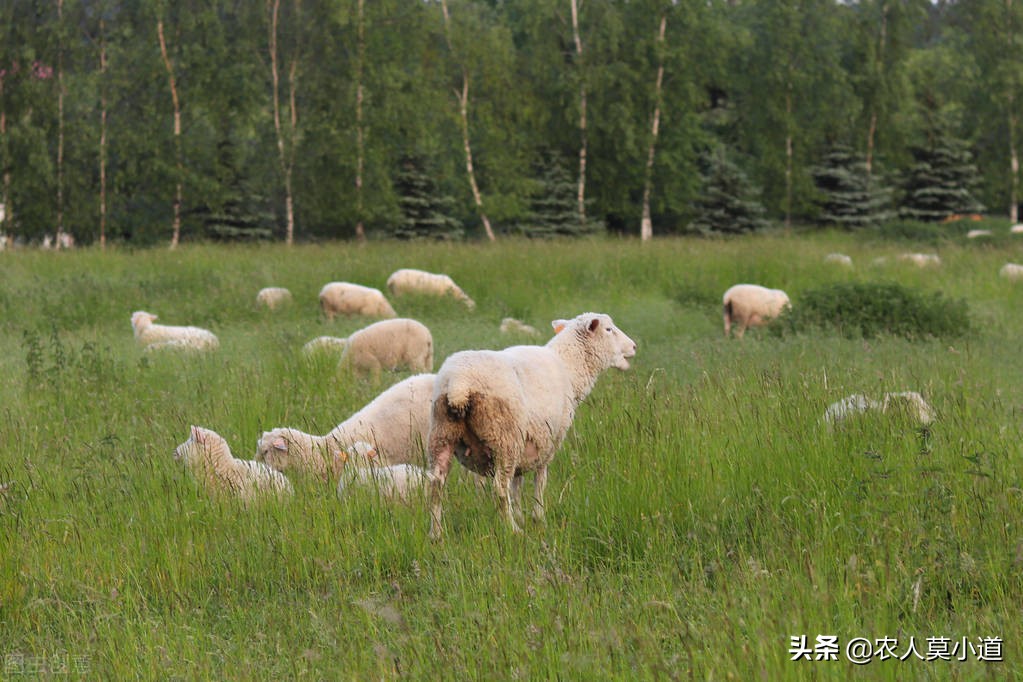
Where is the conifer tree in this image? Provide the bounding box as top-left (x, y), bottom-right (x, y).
top-left (513, 156), bottom-right (604, 237)
top-left (393, 156), bottom-right (464, 240)
top-left (899, 127), bottom-right (985, 222)
top-left (811, 146), bottom-right (893, 228)
top-left (688, 148), bottom-right (768, 235)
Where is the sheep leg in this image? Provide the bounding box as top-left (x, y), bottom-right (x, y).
top-left (531, 465), bottom-right (548, 523)
top-left (493, 459), bottom-right (523, 534)
top-left (428, 442), bottom-right (454, 541)
top-left (510, 473), bottom-right (525, 526)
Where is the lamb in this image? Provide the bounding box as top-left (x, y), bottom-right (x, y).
top-left (823, 391), bottom-right (935, 427)
top-left (302, 335), bottom-right (348, 356)
top-left (319, 282), bottom-right (397, 320)
top-left (824, 253), bottom-right (853, 267)
top-left (722, 284), bottom-right (791, 338)
top-left (427, 312), bottom-right (637, 539)
top-left (386, 268), bottom-right (476, 309)
top-left (174, 425), bottom-right (293, 501)
top-left (335, 441), bottom-right (428, 503)
top-left (999, 263), bottom-right (1023, 281)
top-left (131, 311), bottom-right (219, 351)
top-left (897, 252), bottom-right (942, 267)
top-left (256, 373), bottom-right (436, 480)
top-left (339, 318), bottom-right (433, 377)
top-left (499, 317), bottom-right (541, 337)
top-left (256, 287), bottom-right (292, 310)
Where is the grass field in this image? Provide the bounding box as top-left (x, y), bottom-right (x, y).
top-left (1, 232), bottom-right (1022, 679)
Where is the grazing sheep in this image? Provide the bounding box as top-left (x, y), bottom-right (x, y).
top-left (339, 318), bottom-right (433, 377)
top-left (174, 426), bottom-right (293, 501)
top-left (335, 441), bottom-right (428, 503)
top-left (302, 335), bottom-right (348, 356)
top-left (897, 252), bottom-right (942, 268)
top-left (722, 284), bottom-right (791, 338)
top-left (427, 312), bottom-right (637, 539)
top-left (824, 253), bottom-right (853, 267)
top-left (1011, 223), bottom-right (1023, 234)
top-left (256, 373), bottom-right (436, 480)
top-left (499, 317), bottom-right (541, 337)
top-left (319, 282), bottom-right (397, 320)
top-left (999, 263), bottom-right (1023, 281)
top-left (131, 311), bottom-right (219, 351)
top-left (967, 229), bottom-right (993, 239)
top-left (823, 391), bottom-right (935, 427)
top-left (387, 268), bottom-right (476, 309)
top-left (256, 287), bottom-right (292, 310)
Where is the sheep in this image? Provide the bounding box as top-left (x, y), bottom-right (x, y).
top-left (131, 311), bottom-right (219, 351)
top-left (967, 229), bottom-right (993, 239)
top-left (386, 268), bottom-right (476, 309)
top-left (499, 317), bottom-right (541, 337)
top-left (319, 282), bottom-right (397, 320)
top-left (335, 441), bottom-right (428, 503)
top-left (823, 391), bottom-right (935, 427)
top-left (1011, 223), bottom-right (1023, 234)
top-left (999, 263), bottom-right (1023, 281)
top-left (824, 253), bottom-right (853, 267)
top-left (427, 312), bottom-right (637, 539)
top-left (256, 286), bottom-right (292, 310)
top-left (897, 252), bottom-right (942, 268)
top-left (722, 284), bottom-right (791, 338)
top-left (174, 425), bottom-right (293, 501)
top-left (302, 335), bottom-right (348, 356)
top-left (339, 318), bottom-right (433, 377)
top-left (256, 373), bottom-right (437, 480)
top-left (55, 231), bottom-right (74, 249)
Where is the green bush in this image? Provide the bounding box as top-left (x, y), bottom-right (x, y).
top-left (774, 281), bottom-right (970, 339)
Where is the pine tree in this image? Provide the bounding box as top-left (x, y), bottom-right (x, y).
top-left (512, 155), bottom-right (604, 238)
top-left (899, 127), bottom-right (985, 222)
top-left (811, 146), bottom-right (893, 228)
top-left (393, 156), bottom-right (464, 241)
top-left (688, 148), bottom-right (768, 235)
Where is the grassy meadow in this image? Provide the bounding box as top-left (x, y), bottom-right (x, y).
top-left (1, 232), bottom-right (1022, 679)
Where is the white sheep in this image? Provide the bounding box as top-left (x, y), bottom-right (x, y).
top-left (823, 391), bottom-right (935, 427)
top-left (427, 312), bottom-right (637, 538)
top-left (174, 425), bottom-right (293, 501)
top-left (999, 263), bottom-right (1023, 281)
top-left (302, 335), bottom-right (348, 356)
top-left (335, 441), bottom-right (428, 503)
top-left (499, 317), bottom-right (541, 337)
top-left (339, 318), bottom-right (433, 377)
top-left (256, 287), bottom-right (292, 310)
top-left (55, 231), bottom-right (74, 249)
top-left (897, 252), bottom-right (941, 268)
top-left (386, 268), bottom-right (476, 309)
top-left (824, 253), bottom-right (853, 267)
top-left (256, 373), bottom-right (436, 480)
top-left (722, 284), bottom-right (791, 338)
top-left (131, 311), bottom-right (219, 351)
top-left (1011, 223), bottom-right (1023, 234)
top-left (319, 282), bottom-right (397, 320)
top-left (966, 229), bottom-right (993, 239)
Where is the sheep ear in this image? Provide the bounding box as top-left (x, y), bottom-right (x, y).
top-left (190, 425), bottom-right (201, 440)
top-left (551, 319), bottom-right (569, 334)
top-left (588, 318), bottom-right (600, 333)
top-left (272, 437), bottom-right (288, 452)
top-left (366, 447), bottom-right (378, 460)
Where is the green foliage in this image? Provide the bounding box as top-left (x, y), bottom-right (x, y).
top-left (510, 154), bottom-right (604, 237)
top-left (776, 281), bottom-right (970, 340)
top-left (688, 147), bottom-right (768, 235)
top-left (392, 155), bottom-right (464, 241)
top-left (811, 146), bottom-right (894, 228)
top-left (899, 123), bottom-right (986, 222)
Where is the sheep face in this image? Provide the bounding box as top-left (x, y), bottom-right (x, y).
top-left (131, 311), bottom-right (157, 331)
top-left (552, 314), bottom-right (637, 371)
top-left (174, 425), bottom-right (215, 465)
top-left (255, 429), bottom-right (294, 469)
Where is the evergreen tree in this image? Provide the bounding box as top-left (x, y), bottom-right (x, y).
top-left (688, 148), bottom-right (768, 235)
top-left (512, 155), bottom-right (604, 237)
top-left (899, 127), bottom-right (985, 222)
top-left (811, 146), bottom-right (893, 228)
top-left (393, 155), bottom-right (464, 240)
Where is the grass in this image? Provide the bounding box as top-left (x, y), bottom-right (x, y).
top-left (1, 232), bottom-right (1023, 679)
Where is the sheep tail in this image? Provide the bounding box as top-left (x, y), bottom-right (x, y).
top-left (443, 374), bottom-right (476, 421)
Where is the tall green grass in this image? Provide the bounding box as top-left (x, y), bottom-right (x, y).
top-left (1, 234), bottom-right (1022, 679)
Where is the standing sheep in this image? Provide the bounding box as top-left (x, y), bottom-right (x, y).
top-left (722, 284), bottom-right (791, 338)
top-left (131, 311), bottom-right (219, 351)
top-left (256, 287), bottom-right (293, 310)
top-left (335, 441), bottom-right (428, 503)
top-left (339, 318), bottom-right (433, 377)
top-left (174, 426), bottom-right (293, 501)
top-left (319, 282), bottom-right (397, 320)
top-left (386, 268), bottom-right (476, 309)
top-left (256, 373), bottom-right (436, 479)
top-left (427, 312), bottom-right (637, 539)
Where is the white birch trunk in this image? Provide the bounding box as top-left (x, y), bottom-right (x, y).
top-left (640, 11), bottom-right (667, 242)
top-left (570, 0), bottom-right (587, 226)
top-left (157, 19), bottom-right (183, 249)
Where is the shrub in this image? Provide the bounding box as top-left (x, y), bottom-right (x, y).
top-left (774, 282), bottom-right (970, 340)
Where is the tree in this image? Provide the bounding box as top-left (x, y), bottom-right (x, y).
top-left (899, 123), bottom-right (986, 221)
top-left (688, 147), bottom-right (768, 235)
top-left (640, 7), bottom-right (667, 241)
top-left (156, 13), bottom-right (183, 248)
top-left (267, 0), bottom-right (302, 245)
top-left (513, 152), bottom-right (603, 237)
top-left (811, 145), bottom-right (894, 228)
top-left (393, 155), bottom-right (464, 241)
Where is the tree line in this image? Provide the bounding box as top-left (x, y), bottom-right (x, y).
top-left (0, 0), bottom-right (1019, 246)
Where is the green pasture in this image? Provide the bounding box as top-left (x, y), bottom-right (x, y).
top-left (1, 232), bottom-right (1022, 679)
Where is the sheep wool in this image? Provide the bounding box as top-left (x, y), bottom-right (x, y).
top-left (499, 317), bottom-right (541, 337)
top-left (319, 282), bottom-right (397, 320)
top-left (386, 268), bottom-right (476, 309)
top-left (131, 311), bottom-right (219, 351)
top-left (339, 318), bottom-right (433, 377)
top-left (302, 335), bottom-right (348, 356)
top-left (823, 391), bottom-right (935, 427)
top-left (174, 426), bottom-right (293, 501)
top-left (999, 263), bottom-right (1023, 281)
top-left (427, 312), bottom-right (637, 539)
top-left (335, 441), bottom-right (428, 503)
top-left (256, 287), bottom-right (293, 310)
top-left (897, 252), bottom-right (941, 268)
top-left (722, 284), bottom-right (791, 338)
top-left (824, 253), bottom-right (853, 267)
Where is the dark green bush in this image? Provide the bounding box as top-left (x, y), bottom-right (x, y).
top-left (774, 282), bottom-right (970, 340)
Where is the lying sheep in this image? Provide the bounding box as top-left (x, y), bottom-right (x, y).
top-left (823, 391), bottom-right (935, 427)
top-left (256, 287), bottom-right (292, 310)
top-left (386, 268), bottom-right (476, 309)
top-left (319, 282), bottom-right (397, 320)
top-left (256, 373), bottom-right (436, 480)
top-left (722, 284), bottom-right (791, 338)
top-left (1011, 224), bottom-right (1023, 234)
top-left (897, 252), bottom-right (941, 267)
top-left (966, 229), bottom-right (993, 239)
top-left (131, 311), bottom-right (219, 351)
top-left (335, 441), bottom-right (428, 503)
top-left (302, 335), bottom-right (348, 356)
top-left (428, 312), bottom-right (637, 539)
top-left (824, 253), bottom-right (853, 267)
top-left (339, 318), bottom-right (433, 377)
top-left (174, 425), bottom-right (293, 501)
top-left (999, 263), bottom-right (1023, 281)
top-left (499, 317), bottom-right (541, 337)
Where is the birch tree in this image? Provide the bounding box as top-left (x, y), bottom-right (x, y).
top-left (268, 0), bottom-right (302, 245)
top-left (640, 8), bottom-right (668, 241)
top-left (570, 0), bottom-right (588, 226)
top-left (156, 16), bottom-right (183, 248)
